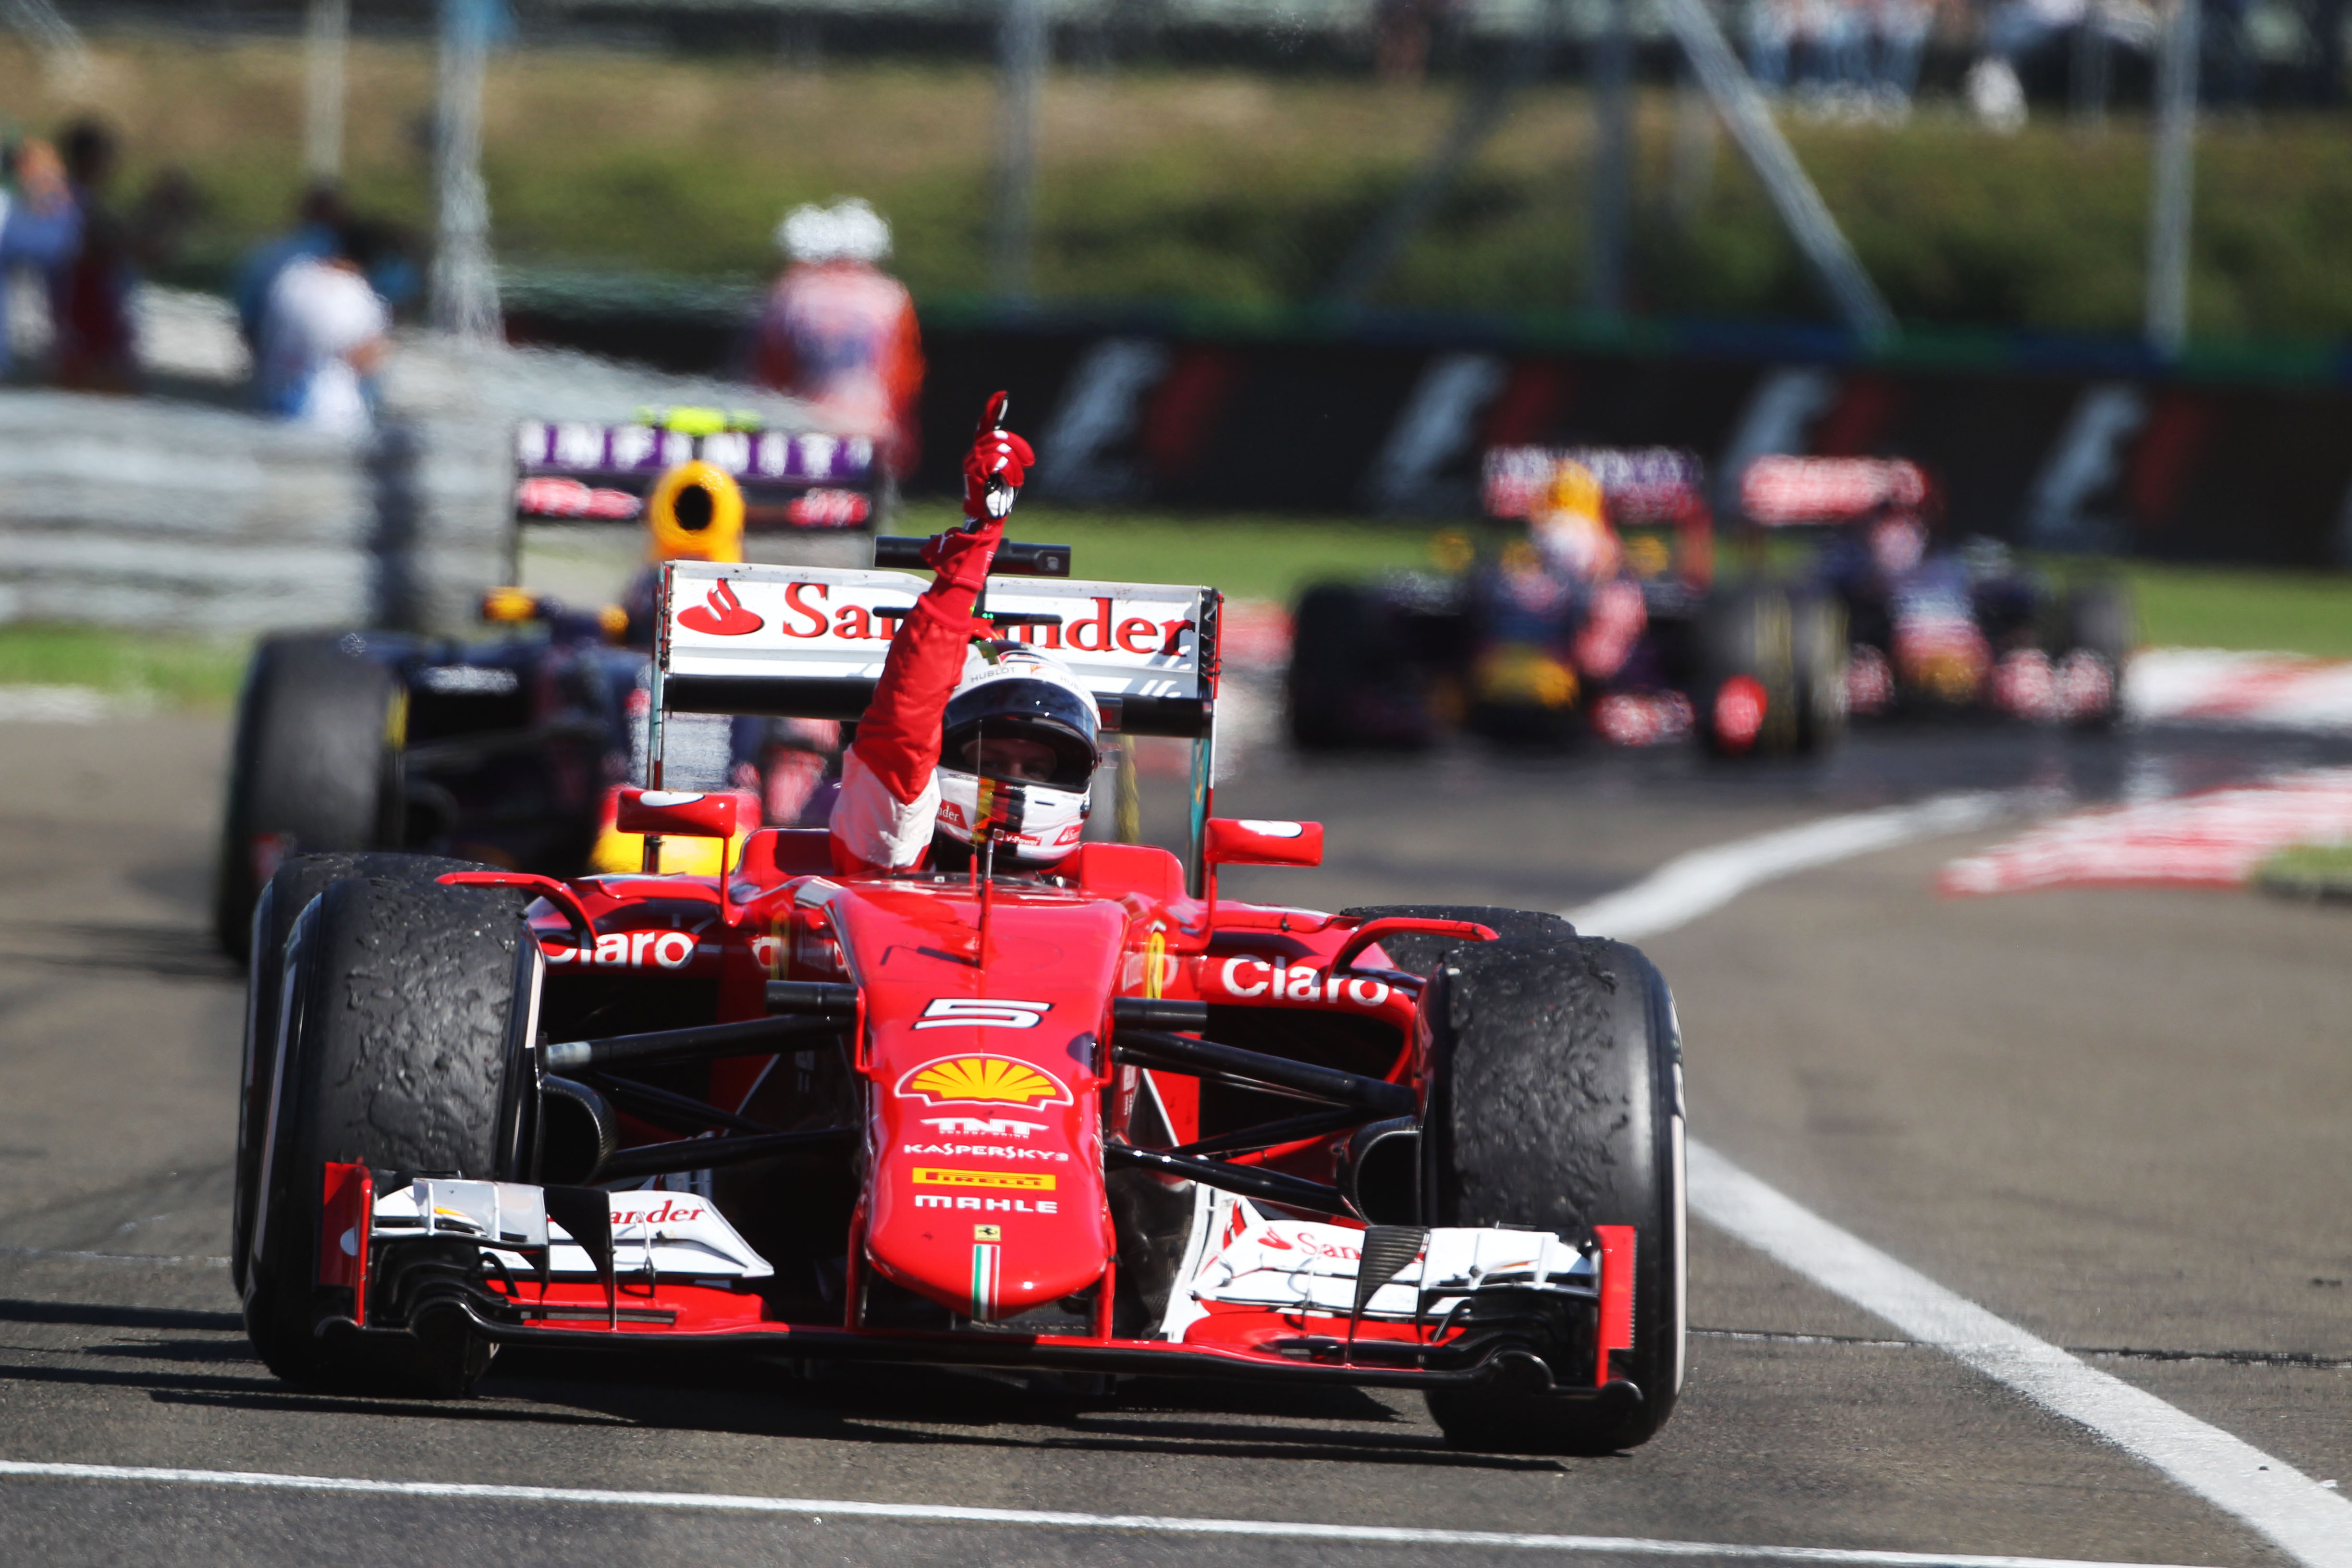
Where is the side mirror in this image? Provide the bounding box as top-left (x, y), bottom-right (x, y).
top-left (1203, 817), bottom-right (1323, 869)
top-left (616, 787), bottom-right (739, 840)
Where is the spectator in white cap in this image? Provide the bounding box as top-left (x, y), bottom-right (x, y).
top-left (754, 197), bottom-right (925, 478)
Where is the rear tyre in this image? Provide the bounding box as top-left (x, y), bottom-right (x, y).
top-left (1420, 935), bottom-right (1686, 1455)
top-left (1287, 584), bottom-right (1375, 750)
top-left (1695, 588), bottom-right (1799, 757)
top-left (213, 636), bottom-right (405, 962)
top-left (1790, 592), bottom-right (1849, 755)
top-left (233, 852), bottom-right (483, 1296)
top-left (243, 877), bottom-right (538, 1396)
top-left (1335, 905), bottom-right (1576, 978)
top-left (2061, 581), bottom-right (2133, 728)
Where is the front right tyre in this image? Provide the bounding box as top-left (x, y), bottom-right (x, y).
top-left (242, 875), bottom-right (538, 1397)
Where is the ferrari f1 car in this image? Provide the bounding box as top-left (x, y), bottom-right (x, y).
top-left (233, 542), bottom-right (1688, 1455)
top-left (212, 411), bottom-right (887, 959)
top-left (1289, 447), bottom-right (1845, 758)
top-left (1737, 456), bottom-right (2130, 726)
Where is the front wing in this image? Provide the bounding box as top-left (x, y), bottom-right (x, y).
top-left (320, 1165), bottom-right (1643, 1405)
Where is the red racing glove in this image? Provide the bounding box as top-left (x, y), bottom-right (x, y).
top-left (962, 391), bottom-right (1035, 522)
top-left (919, 514), bottom-right (1003, 592)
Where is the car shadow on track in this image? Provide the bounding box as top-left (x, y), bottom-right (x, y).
top-left (471, 1353), bottom-right (1564, 1472)
top-left (0, 1297), bottom-right (1563, 1473)
top-left (0, 920), bottom-right (238, 981)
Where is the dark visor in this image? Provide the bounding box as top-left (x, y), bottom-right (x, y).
top-left (943, 677), bottom-right (1100, 790)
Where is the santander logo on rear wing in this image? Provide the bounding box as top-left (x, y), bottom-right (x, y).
top-left (653, 560), bottom-right (1219, 738)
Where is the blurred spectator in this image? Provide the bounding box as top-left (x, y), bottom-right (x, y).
top-left (1871, 0), bottom-right (1935, 117)
top-left (235, 182), bottom-right (344, 354)
top-left (1747, 0), bottom-right (1801, 89)
top-left (1376, 0), bottom-right (1454, 81)
top-left (50, 118), bottom-right (137, 392)
top-left (2202, 0), bottom-right (2254, 108)
top-left (255, 220), bottom-right (390, 436)
top-left (754, 197), bottom-right (924, 478)
top-left (39, 118), bottom-right (198, 392)
top-left (0, 139), bottom-right (80, 379)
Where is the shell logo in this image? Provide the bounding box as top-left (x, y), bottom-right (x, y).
top-left (895, 1055), bottom-right (1072, 1109)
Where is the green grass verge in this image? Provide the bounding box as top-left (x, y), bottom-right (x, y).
top-left (931, 507), bottom-right (2352, 661)
top-left (2116, 562), bottom-right (2352, 660)
top-left (2254, 841), bottom-right (2352, 900)
top-left (2, 528), bottom-right (2343, 707)
top-left (0, 624), bottom-right (249, 709)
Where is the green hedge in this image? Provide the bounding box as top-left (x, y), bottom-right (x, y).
top-left (13, 39), bottom-right (2352, 344)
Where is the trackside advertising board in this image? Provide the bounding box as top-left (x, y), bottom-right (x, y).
top-left (660, 561), bottom-right (1212, 707)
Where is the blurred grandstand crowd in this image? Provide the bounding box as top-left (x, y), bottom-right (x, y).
top-left (34, 0), bottom-right (2352, 118)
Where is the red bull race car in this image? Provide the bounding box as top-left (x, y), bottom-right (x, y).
top-left (234, 538), bottom-right (1688, 1457)
top-left (1737, 456), bottom-right (2131, 727)
top-left (1288, 447), bottom-right (1845, 757)
top-left (212, 409), bottom-right (884, 959)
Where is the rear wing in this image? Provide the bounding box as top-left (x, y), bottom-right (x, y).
top-left (513, 419), bottom-right (884, 534)
top-left (649, 557), bottom-right (1224, 882)
top-left (1482, 445), bottom-right (1708, 525)
top-left (1739, 456), bottom-right (1929, 528)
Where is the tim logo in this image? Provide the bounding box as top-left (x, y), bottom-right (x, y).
top-left (920, 1116), bottom-right (1046, 1139)
top-left (913, 998), bottom-right (1051, 1031)
top-left (678, 579), bottom-right (762, 636)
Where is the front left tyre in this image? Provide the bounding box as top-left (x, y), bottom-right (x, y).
top-left (1418, 932), bottom-right (1687, 1455)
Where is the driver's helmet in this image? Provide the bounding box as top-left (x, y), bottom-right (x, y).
top-left (1867, 511), bottom-right (1929, 578)
top-left (777, 197), bottom-right (893, 265)
top-left (934, 644), bottom-right (1099, 869)
top-left (1528, 460), bottom-right (1619, 583)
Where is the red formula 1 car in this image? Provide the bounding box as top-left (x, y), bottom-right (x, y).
top-left (234, 542), bottom-right (1688, 1456)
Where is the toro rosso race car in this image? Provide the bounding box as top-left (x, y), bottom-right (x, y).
top-left (1289, 447), bottom-right (1844, 757)
top-left (233, 538), bottom-right (1688, 1456)
top-left (1737, 456), bottom-right (2131, 726)
top-left (212, 411), bottom-right (885, 959)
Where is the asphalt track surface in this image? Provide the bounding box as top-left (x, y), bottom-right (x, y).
top-left (0, 710), bottom-right (2346, 1566)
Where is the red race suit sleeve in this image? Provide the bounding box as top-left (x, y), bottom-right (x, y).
top-left (830, 519), bottom-right (1000, 873)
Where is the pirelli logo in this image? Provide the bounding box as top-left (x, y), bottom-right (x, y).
top-left (912, 1167), bottom-right (1056, 1192)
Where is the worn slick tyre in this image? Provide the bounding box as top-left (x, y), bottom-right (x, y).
top-left (1790, 591), bottom-right (1849, 755)
top-left (1420, 935), bottom-right (1687, 1455)
top-left (1335, 905), bottom-right (1576, 978)
top-left (243, 876), bottom-right (539, 1397)
top-left (233, 852), bottom-right (483, 1296)
top-left (213, 636), bottom-right (406, 962)
top-left (1288, 584), bottom-right (1375, 749)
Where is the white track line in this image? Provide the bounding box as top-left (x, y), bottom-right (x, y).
top-left (0, 1460), bottom-right (2219, 1568)
top-left (1690, 1147), bottom-right (2352, 1567)
top-left (1567, 793), bottom-right (2352, 1567)
top-left (1564, 790), bottom-right (2021, 941)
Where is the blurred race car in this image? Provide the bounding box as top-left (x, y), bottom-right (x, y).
top-left (1738, 456), bottom-right (2131, 727)
top-left (211, 410), bottom-right (884, 959)
top-left (232, 538), bottom-right (1688, 1457)
top-left (1288, 447), bottom-right (1845, 758)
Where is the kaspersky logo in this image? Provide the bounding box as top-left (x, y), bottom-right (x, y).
top-left (894, 1054), bottom-right (1071, 1108)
